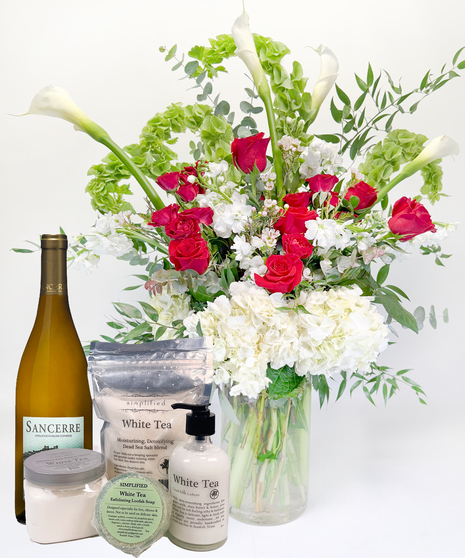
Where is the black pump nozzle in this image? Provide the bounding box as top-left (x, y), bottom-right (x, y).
top-left (172, 403), bottom-right (215, 437)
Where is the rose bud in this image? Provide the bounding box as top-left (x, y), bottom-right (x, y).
top-left (231, 132), bottom-right (270, 173)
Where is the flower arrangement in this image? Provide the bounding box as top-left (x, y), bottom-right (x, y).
top-left (19, 6), bottom-right (463, 523)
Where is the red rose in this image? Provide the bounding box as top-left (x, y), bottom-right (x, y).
top-left (180, 207), bottom-right (214, 226)
top-left (283, 192), bottom-right (312, 208)
top-left (388, 197), bottom-right (436, 241)
top-left (165, 215), bottom-right (201, 240)
top-left (274, 207), bottom-right (318, 235)
top-left (254, 254), bottom-right (303, 294)
top-left (156, 171), bottom-right (180, 191)
top-left (306, 174), bottom-right (339, 193)
top-left (177, 180), bottom-right (199, 203)
top-left (282, 234), bottom-right (314, 259)
top-left (344, 181), bottom-right (378, 210)
top-left (148, 204), bottom-right (180, 227)
top-left (182, 165), bottom-right (198, 178)
top-left (231, 132), bottom-right (270, 173)
top-left (169, 237), bottom-right (210, 274)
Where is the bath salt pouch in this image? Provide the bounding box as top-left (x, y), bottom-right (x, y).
top-left (88, 338), bottom-right (213, 487)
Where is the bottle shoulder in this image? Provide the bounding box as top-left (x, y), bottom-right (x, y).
top-left (170, 442), bottom-right (230, 467)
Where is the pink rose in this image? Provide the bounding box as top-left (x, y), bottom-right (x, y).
top-left (306, 174), bottom-right (339, 193)
top-left (169, 237), bottom-right (210, 274)
top-left (148, 204), bottom-right (180, 227)
top-left (283, 192), bottom-right (312, 208)
top-left (344, 181), bottom-right (378, 210)
top-left (180, 207), bottom-right (214, 226)
top-left (165, 215), bottom-right (201, 240)
top-left (156, 171), bottom-right (180, 191)
top-left (282, 234), bottom-right (314, 259)
top-left (231, 132), bottom-right (270, 173)
top-left (254, 254), bottom-right (303, 294)
top-left (388, 197), bottom-right (436, 241)
top-left (274, 207), bottom-right (318, 235)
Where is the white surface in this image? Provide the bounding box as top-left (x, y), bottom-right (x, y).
top-left (1, 0), bottom-right (464, 556)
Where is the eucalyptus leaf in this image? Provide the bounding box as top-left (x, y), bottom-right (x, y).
top-left (139, 301), bottom-right (159, 322)
top-left (114, 302), bottom-right (143, 320)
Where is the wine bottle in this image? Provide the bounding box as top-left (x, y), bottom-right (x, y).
top-left (15, 234), bottom-right (93, 524)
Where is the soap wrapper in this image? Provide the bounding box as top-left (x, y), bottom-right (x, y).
top-left (88, 338), bottom-right (213, 485)
top-left (93, 473), bottom-right (172, 557)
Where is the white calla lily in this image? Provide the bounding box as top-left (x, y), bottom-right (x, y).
top-left (232, 9), bottom-right (266, 91)
top-left (402, 135), bottom-right (460, 176)
top-left (311, 45), bottom-right (339, 114)
top-left (18, 85), bottom-right (165, 209)
top-left (376, 135), bottom-right (460, 204)
top-left (23, 85), bottom-right (108, 141)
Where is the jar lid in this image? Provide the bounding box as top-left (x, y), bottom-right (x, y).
top-left (24, 449), bottom-right (105, 487)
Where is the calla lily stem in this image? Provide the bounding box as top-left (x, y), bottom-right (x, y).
top-left (99, 136), bottom-right (165, 210)
top-left (259, 82), bottom-right (285, 203)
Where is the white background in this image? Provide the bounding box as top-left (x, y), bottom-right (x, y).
top-left (1, 0), bottom-right (464, 556)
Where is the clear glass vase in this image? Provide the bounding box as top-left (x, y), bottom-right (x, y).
top-left (221, 384), bottom-right (311, 526)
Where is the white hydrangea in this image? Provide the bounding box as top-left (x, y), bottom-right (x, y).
top-left (305, 218), bottom-right (354, 254)
top-left (184, 282), bottom-right (389, 398)
top-left (299, 138), bottom-right (343, 179)
top-left (149, 288), bottom-right (192, 341)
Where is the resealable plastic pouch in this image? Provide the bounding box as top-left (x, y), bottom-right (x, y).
top-left (88, 338), bottom-right (213, 487)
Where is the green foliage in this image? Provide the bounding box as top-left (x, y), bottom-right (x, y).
top-left (329, 364), bottom-right (427, 405)
top-left (328, 52), bottom-right (464, 162)
top-left (266, 364), bottom-right (306, 399)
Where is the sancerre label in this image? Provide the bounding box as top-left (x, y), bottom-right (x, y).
top-left (23, 417), bottom-right (84, 461)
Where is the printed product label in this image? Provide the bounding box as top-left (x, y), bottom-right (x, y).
top-left (169, 469), bottom-right (229, 545)
top-left (101, 478), bottom-right (163, 543)
top-left (23, 417), bottom-right (84, 461)
top-left (101, 396), bottom-right (185, 486)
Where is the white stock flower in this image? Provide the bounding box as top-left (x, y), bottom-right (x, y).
top-left (91, 211), bottom-right (131, 235)
top-left (305, 218), bottom-right (353, 253)
top-left (198, 189), bottom-right (253, 238)
top-left (85, 233), bottom-right (133, 257)
top-left (71, 252), bottom-right (100, 274)
top-left (311, 45), bottom-right (339, 113)
top-left (205, 160), bottom-right (229, 178)
top-left (299, 138), bottom-right (343, 178)
top-left (231, 235), bottom-right (253, 261)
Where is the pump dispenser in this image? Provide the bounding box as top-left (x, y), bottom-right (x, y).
top-left (168, 403), bottom-right (230, 551)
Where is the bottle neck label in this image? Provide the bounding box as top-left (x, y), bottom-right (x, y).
top-left (40, 248), bottom-right (68, 295)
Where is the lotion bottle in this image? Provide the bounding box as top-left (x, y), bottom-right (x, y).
top-left (168, 403), bottom-right (230, 551)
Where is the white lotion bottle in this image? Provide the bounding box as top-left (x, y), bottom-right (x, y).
top-left (168, 403), bottom-right (230, 551)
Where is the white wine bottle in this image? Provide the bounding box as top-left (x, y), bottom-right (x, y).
top-left (15, 234), bottom-right (92, 524)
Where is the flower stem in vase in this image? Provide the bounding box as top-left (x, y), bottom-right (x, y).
top-left (229, 405), bottom-right (257, 509)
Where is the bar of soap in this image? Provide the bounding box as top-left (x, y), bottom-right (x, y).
top-left (93, 473), bottom-right (172, 556)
